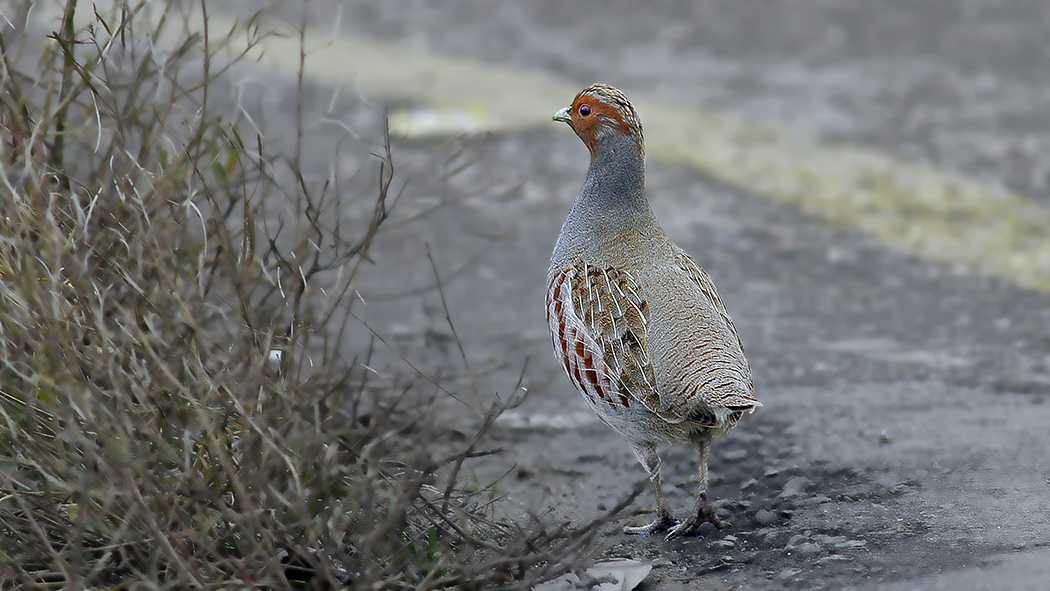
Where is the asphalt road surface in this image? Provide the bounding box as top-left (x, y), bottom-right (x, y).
top-left (203, 1), bottom-right (1050, 588)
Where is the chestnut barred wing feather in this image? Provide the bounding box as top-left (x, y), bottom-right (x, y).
top-left (574, 263), bottom-right (661, 412)
top-left (546, 263), bottom-right (661, 414)
top-left (546, 266), bottom-right (619, 411)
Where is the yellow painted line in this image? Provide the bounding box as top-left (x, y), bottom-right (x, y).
top-left (638, 105), bottom-right (1050, 292)
top-left (56, 4), bottom-right (1050, 292)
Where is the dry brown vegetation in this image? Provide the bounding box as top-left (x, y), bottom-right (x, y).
top-left (0, 1), bottom-right (624, 588)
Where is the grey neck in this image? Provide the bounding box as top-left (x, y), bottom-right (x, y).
top-left (553, 133), bottom-right (660, 263)
top-left (580, 132), bottom-right (646, 208)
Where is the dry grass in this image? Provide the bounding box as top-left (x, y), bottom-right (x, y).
top-left (0, 1), bottom-right (628, 588)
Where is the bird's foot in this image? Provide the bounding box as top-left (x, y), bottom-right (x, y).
top-left (623, 510), bottom-right (678, 536)
top-left (664, 498), bottom-right (728, 541)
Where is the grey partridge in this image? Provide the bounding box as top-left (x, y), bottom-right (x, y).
top-left (547, 84), bottom-right (759, 541)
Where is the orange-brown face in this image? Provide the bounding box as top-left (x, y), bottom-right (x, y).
top-left (553, 84), bottom-right (644, 162)
top-left (567, 93), bottom-right (634, 157)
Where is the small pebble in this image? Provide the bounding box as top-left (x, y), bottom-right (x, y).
top-left (710, 539), bottom-right (736, 550)
top-left (878, 430), bottom-right (893, 444)
top-left (796, 542), bottom-right (823, 556)
top-left (712, 499), bottom-right (736, 511)
top-left (722, 449), bottom-right (748, 461)
top-left (778, 476), bottom-right (815, 498)
top-left (798, 495), bottom-right (832, 507)
top-left (761, 529), bottom-right (782, 543)
top-left (739, 478), bottom-right (758, 491)
top-left (754, 509), bottom-right (777, 526)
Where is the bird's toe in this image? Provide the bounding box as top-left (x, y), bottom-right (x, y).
top-left (623, 510), bottom-right (678, 536)
top-left (663, 511), bottom-right (730, 541)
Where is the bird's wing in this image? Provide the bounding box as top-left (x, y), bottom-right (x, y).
top-left (663, 251), bottom-right (758, 419)
top-left (674, 251), bottom-right (753, 387)
top-left (547, 262), bottom-right (662, 415)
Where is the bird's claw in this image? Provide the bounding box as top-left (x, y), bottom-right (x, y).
top-left (623, 511), bottom-right (678, 536)
top-left (663, 511), bottom-right (729, 541)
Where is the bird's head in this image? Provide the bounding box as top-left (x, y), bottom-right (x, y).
top-left (553, 84), bottom-right (644, 163)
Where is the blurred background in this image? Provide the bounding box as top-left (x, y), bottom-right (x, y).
top-left (208, 0), bottom-right (1050, 401)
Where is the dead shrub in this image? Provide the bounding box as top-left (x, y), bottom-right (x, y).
top-left (0, 1), bottom-right (625, 589)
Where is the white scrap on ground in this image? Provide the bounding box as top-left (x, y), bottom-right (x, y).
top-left (533, 558), bottom-right (652, 591)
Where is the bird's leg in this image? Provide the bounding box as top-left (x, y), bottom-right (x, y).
top-left (665, 435), bottom-right (727, 541)
top-left (624, 445), bottom-right (679, 536)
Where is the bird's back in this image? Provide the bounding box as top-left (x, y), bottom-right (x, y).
top-left (639, 247), bottom-right (754, 429)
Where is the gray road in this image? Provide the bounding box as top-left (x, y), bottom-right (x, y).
top-left (219, 1), bottom-right (1050, 588)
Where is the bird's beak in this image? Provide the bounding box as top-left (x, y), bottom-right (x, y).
top-left (552, 107), bottom-right (572, 123)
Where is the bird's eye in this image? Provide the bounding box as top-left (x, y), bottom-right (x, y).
top-left (579, 105), bottom-right (591, 117)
